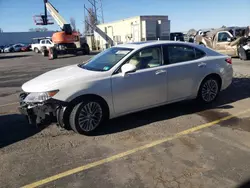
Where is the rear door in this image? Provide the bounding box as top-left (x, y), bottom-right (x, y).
top-left (163, 44), bottom-right (207, 102)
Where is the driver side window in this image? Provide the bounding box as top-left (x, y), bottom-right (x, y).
top-left (218, 32), bottom-right (231, 42)
top-left (125, 47), bottom-right (162, 71)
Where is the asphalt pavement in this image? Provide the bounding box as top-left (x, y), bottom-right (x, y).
top-left (0, 52), bottom-right (250, 188)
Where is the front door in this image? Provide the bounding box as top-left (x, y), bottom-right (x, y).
top-left (214, 31), bottom-right (235, 56)
top-left (163, 44), bottom-right (206, 102)
top-left (111, 46), bottom-right (167, 115)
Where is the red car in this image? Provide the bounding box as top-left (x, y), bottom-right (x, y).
top-left (21, 44), bottom-right (31, 52)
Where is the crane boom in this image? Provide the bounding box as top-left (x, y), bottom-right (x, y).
top-left (44, 0), bottom-right (68, 30)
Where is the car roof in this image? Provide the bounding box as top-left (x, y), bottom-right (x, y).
top-left (116, 41), bottom-right (200, 50)
top-left (116, 40), bottom-right (226, 57)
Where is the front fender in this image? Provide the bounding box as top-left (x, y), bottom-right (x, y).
top-left (52, 78), bottom-right (114, 117)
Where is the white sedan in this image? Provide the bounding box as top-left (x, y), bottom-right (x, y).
top-left (19, 41), bottom-right (233, 135)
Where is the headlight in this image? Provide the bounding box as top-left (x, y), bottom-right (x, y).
top-left (24, 90), bottom-right (59, 103)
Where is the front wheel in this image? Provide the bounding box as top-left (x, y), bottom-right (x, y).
top-left (69, 99), bottom-right (105, 135)
top-left (197, 77), bottom-right (220, 104)
top-left (238, 47), bottom-right (247, 60)
top-left (82, 43), bottom-right (90, 55)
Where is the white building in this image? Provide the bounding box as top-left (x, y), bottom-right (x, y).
top-left (94, 15), bottom-right (170, 50)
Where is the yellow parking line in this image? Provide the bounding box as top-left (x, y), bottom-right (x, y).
top-left (0, 102), bottom-right (19, 108)
top-left (21, 108), bottom-right (250, 188)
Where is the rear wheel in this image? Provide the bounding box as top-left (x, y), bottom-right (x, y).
top-left (34, 48), bottom-right (39, 53)
top-left (82, 43), bottom-right (90, 55)
top-left (69, 99), bottom-right (105, 135)
top-left (198, 77), bottom-right (220, 104)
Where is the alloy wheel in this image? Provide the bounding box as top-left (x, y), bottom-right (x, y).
top-left (201, 79), bottom-right (219, 102)
top-left (78, 102), bottom-right (103, 132)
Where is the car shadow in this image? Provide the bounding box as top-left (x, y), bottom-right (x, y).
top-left (0, 54), bottom-right (32, 60)
top-left (54, 54), bottom-right (91, 60)
top-left (55, 51), bottom-right (100, 60)
top-left (95, 76), bottom-right (250, 136)
top-left (0, 76), bottom-right (249, 146)
top-left (237, 179), bottom-right (250, 188)
top-left (0, 114), bottom-right (50, 148)
top-left (89, 51), bottom-right (100, 55)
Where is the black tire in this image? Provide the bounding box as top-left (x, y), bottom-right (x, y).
top-left (197, 76), bottom-right (220, 104)
top-left (238, 47), bottom-right (247, 61)
top-left (34, 48), bottom-right (39, 53)
top-left (42, 49), bottom-right (49, 57)
top-left (82, 43), bottom-right (90, 55)
top-left (48, 48), bottom-right (58, 60)
top-left (41, 47), bottom-right (48, 57)
top-left (69, 98), bottom-right (106, 135)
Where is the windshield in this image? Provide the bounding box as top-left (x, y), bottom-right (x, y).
top-left (79, 47), bottom-right (133, 71)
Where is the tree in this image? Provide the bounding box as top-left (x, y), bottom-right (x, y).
top-left (85, 7), bottom-right (96, 34)
top-left (221, 25), bottom-right (226, 28)
top-left (70, 17), bottom-right (76, 31)
top-left (0, 28), bottom-right (3, 33)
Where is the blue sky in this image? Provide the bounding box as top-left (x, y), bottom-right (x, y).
top-left (0, 0), bottom-right (249, 32)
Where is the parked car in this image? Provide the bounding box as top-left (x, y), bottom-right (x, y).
top-left (4, 45), bottom-right (14, 53)
top-left (0, 45), bottom-right (4, 53)
top-left (19, 41), bottom-right (233, 135)
top-left (170, 32), bottom-right (185, 41)
top-left (195, 27), bottom-right (250, 60)
top-left (13, 44), bottom-right (25, 52)
top-left (4, 43), bottom-right (24, 53)
top-left (31, 37), bottom-right (54, 53)
top-left (21, 44), bottom-right (32, 52)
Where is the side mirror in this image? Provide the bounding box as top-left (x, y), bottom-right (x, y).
top-left (121, 64), bottom-right (136, 77)
top-left (227, 37), bottom-right (232, 42)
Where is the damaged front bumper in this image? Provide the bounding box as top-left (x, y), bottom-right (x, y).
top-left (18, 92), bottom-right (66, 126)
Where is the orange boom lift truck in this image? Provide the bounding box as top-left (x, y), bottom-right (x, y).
top-left (33, 0), bottom-right (90, 59)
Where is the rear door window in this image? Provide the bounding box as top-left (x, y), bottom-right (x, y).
top-left (194, 48), bottom-right (206, 59)
top-left (163, 45), bottom-right (196, 64)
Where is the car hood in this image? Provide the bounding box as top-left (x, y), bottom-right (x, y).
top-left (22, 64), bottom-right (102, 92)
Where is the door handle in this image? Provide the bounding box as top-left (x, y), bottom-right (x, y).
top-left (155, 70), bottom-right (166, 75)
top-left (198, 62), bottom-right (206, 67)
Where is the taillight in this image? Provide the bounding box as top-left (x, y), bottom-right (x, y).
top-left (225, 58), bottom-right (232, 64)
